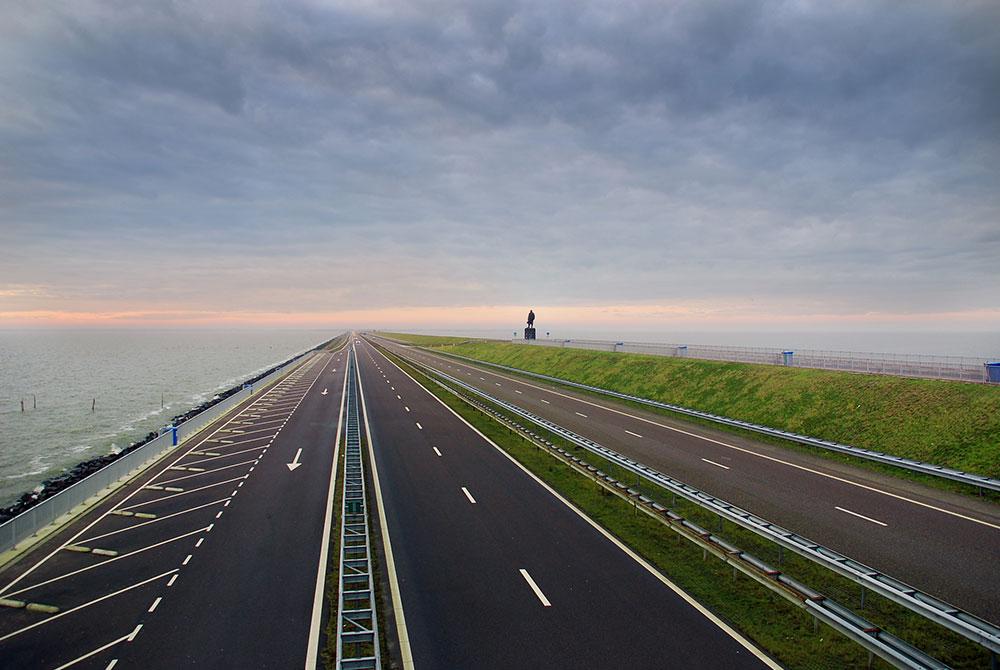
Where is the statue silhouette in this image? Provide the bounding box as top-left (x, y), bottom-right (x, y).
top-left (527, 309), bottom-right (535, 327)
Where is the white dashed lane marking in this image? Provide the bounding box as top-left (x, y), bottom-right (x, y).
top-left (701, 458), bottom-right (730, 470)
top-left (519, 569), bottom-right (551, 607)
top-left (835, 506), bottom-right (887, 527)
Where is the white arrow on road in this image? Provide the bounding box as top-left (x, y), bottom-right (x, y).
top-left (287, 448), bottom-right (303, 471)
top-left (321, 388), bottom-right (328, 395)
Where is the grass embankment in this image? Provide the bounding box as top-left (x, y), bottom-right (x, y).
top-left (382, 333), bottom-right (483, 347)
top-left (382, 332), bottom-right (1000, 479)
top-left (379, 344), bottom-right (988, 669)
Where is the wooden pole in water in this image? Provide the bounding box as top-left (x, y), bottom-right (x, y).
top-left (33, 394), bottom-right (36, 409)
top-left (21, 399), bottom-right (25, 413)
top-left (161, 392), bottom-right (164, 409)
top-left (92, 398), bottom-right (96, 412)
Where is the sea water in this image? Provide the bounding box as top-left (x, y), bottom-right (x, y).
top-left (0, 329), bottom-right (335, 507)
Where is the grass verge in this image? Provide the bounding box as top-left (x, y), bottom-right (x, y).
top-left (382, 332), bottom-right (1000, 487)
top-left (379, 343), bottom-right (991, 669)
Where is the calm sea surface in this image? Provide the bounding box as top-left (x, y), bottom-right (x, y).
top-left (0, 330), bottom-right (336, 507)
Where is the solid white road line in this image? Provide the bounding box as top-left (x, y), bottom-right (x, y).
top-left (355, 348), bottom-right (414, 669)
top-left (0, 355), bottom-right (323, 598)
top-left (0, 570), bottom-right (176, 643)
top-left (157, 459), bottom-right (257, 485)
top-left (79, 498), bottom-right (229, 544)
top-left (625, 430), bottom-right (643, 438)
top-left (462, 487), bottom-right (477, 504)
top-left (184, 445), bottom-right (268, 465)
top-left (305, 351), bottom-right (350, 670)
top-left (519, 569), bottom-right (552, 607)
top-left (430, 355), bottom-right (1000, 532)
top-left (701, 458), bottom-right (731, 470)
top-left (120, 476), bottom-right (248, 511)
top-left (52, 632), bottom-right (132, 669)
top-left (835, 506), bottom-right (887, 527)
top-left (433, 447), bottom-right (442, 457)
top-left (370, 341), bottom-right (782, 669)
top-left (7, 528), bottom-right (209, 598)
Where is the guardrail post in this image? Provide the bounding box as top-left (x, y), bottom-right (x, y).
top-left (170, 425), bottom-right (178, 446)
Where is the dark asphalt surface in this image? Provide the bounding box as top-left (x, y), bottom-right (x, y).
top-left (375, 337), bottom-right (1000, 625)
top-left (354, 337), bottom-right (775, 670)
top-left (0, 347), bottom-right (347, 669)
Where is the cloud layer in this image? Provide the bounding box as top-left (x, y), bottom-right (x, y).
top-left (2, 0), bottom-right (998, 326)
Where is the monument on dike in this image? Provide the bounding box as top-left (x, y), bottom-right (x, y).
top-left (524, 309), bottom-right (536, 340)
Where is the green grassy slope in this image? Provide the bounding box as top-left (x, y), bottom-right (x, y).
top-left (381, 332), bottom-right (1000, 478)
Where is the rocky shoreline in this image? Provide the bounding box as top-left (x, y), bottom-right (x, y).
top-left (0, 338), bottom-right (337, 524)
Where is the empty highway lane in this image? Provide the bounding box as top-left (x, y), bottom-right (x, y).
top-left (354, 337), bottom-right (777, 669)
top-left (375, 336), bottom-right (1000, 624)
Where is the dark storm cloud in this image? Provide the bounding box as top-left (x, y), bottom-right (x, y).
top-left (1, 0), bottom-right (998, 319)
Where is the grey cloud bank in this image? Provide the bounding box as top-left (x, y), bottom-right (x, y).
top-left (1, 0), bottom-right (998, 323)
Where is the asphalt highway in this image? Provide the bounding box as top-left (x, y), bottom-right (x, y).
top-left (0, 346), bottom-right (348, 668)
top-left (353, 337), bottom-right (778, 669)
top-left (373, 336), bottom-right (1000, 625)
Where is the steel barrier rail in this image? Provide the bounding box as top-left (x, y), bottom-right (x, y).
top-left (0, 345), bottom-right (324, 556)
top-left (464, 392), bottom-right (951, 670)
top-left (336, 348), bottom-right (381, 670)
top-left (391, 350), bottom-right (1000, 656)
top-left (390, 352), bottom-right (953, 670)
top-left (416, 348), bottom-right (1000, 494)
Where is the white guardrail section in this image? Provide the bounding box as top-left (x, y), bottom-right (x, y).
top-left (393, 352), bottom-right (1000, 660)
top-left (336, 348), bottom-right (381, 670)
top-left (429, 350), bottom-right (1000, 494)
top-left (0, 349), bottom-right (316, 555)
top-left (509, 337), bottom-right (1000, 384)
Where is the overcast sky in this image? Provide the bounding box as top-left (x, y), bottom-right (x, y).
top-left (1, 0), bottom-right (998, 331)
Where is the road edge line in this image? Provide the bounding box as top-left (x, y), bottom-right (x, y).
top-left (370, 339), bottom-right (781, 670)
top-left (305, 351), bottom-right (350, 668)
top-left (355, 341), bottom-right (415, 669)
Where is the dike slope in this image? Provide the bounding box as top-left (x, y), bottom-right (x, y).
top-left (383, 333), bottom-right (1000, 479)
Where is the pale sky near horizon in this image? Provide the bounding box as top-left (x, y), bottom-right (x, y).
top-left (1, 1), bottom-right (998, 332)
